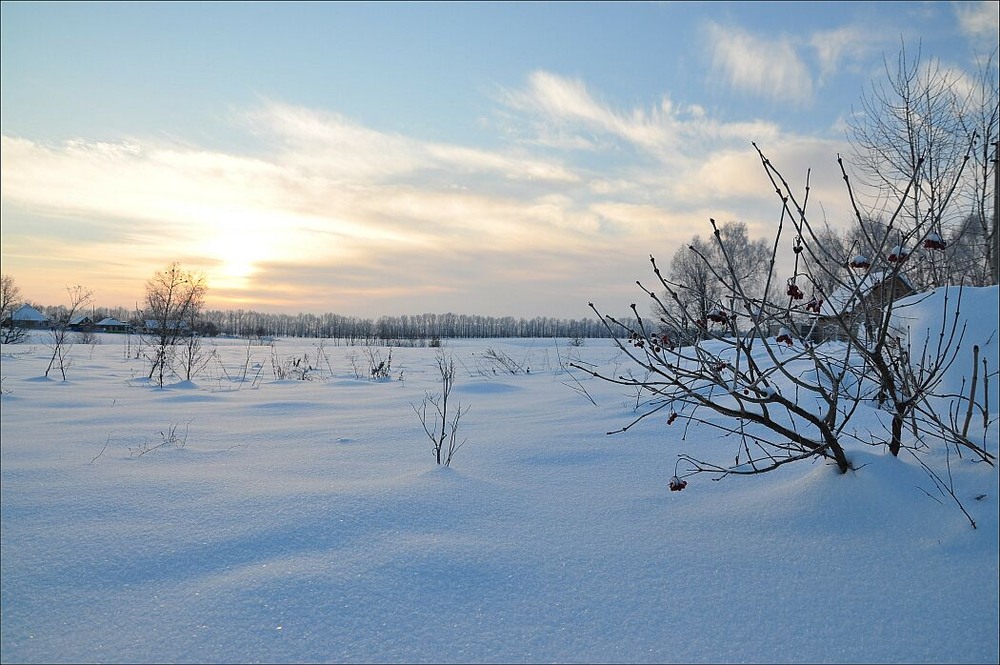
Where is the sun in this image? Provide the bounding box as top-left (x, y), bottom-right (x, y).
top-left (191, 207), bottom-right (367, 295)
top-left (218, 256), bottom-right (257, 285)
top-left (201, 229), bottom-right (267, 291)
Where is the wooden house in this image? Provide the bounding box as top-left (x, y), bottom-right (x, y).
top-left (9, 304), bottom-right (51, 329)
top-left (96, 317), bottom-right (132, 333)
top-left (68, 315), bottom-right (96, 332)
top-left (803, 271), bottom-right (915, 342)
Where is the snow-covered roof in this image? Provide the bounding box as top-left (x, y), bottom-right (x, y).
top-left (11, 304), bottom-right (49, 322)
top-left (69, 315), bottom-right (93, 325)
top-left (817, 271), bottom-right (914, 318)
top-left (97, 317), bottom-right (128, 327)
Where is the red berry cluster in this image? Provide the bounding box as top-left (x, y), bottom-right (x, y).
top-left (706, 309), bottom-right (731, 324)
top-left (849, 255), bottom-right (871, 270)
top-left (669, 476), bottom-right (687, 491)
top-left (667, 411), bottom-right (678, 425)
top-left (887, 246), bottom-right (908, 263)
top-left (786, 281), bottom-right (804, 300)
top-left (776, 329), bottom-right (793, 346)
top-left (805, 298), bottom-right (823, 313)
top-left (923, 234), bottom-right (946, 250)
top-left (628, 331), bottom-right (671, 353)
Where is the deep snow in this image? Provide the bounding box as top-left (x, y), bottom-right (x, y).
top-left (1, 289), bottom-right (998, 664)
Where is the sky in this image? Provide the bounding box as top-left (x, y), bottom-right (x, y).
top-left (2, 1), bottom-right (998, 319)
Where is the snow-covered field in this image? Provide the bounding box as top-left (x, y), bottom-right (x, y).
top-left (2, 290), bottom-right (998, 664)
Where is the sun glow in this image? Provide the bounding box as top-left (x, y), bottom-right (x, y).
top-left (182, 205), bottom-right (274, 292)
top-left (190, 205), bottom-right (390, 296)
top-left (215, 258), bottom-right (259, 290)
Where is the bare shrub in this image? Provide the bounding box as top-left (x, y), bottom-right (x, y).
top-left (346, 349), bottom-right (364, 379)
top-left (366, 347), bottom-right (393, 380)
top-left (412, 350), bottom-right (470, 466)
top-left (128, 421), bottom-right (191, 457)
top-left (45, 285), bottom-right (94, 381)
top-left (76, 330), bottom-right (100, 346)
top-left (482, 348), bottom-right (527, 375)
top-left (578, 143), bottom-right (995, 527)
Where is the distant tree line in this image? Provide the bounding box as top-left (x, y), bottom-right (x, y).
top-left (197, 310), bottom-right (614, 342)
top-left (16, 300), bottom-right (614, 342)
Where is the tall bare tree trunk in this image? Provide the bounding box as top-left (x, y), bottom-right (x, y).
top-left (992, 140), bottom-right (999, 284)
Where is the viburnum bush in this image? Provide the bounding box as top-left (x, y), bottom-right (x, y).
top-left (575, 144), bottom-right (995, 527)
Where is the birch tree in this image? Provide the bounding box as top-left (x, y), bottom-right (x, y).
top-left (143, 263), bottom-right (207, 387)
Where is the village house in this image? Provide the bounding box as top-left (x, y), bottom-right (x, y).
top-left (68, 315), bottom-right (96, 332)
top-left (96, 317), bottom-right (132, 334)
top-left (800, 270), bottom-right (915, 342)
top-left (8, 304), bottom-right (51, 329)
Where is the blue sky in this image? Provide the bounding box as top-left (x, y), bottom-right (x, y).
top-left (2, 1), bottom-right (997, 318)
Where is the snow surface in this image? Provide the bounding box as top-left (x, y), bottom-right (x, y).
top-left (890, 285), bottom-right (1000, 417)
top-left (2, 291), bottom-right (998, 664)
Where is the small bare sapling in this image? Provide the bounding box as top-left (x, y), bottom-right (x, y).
top-left (412, 350), bottom-right (470, 466)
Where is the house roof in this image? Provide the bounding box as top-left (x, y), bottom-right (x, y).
top-left (97, 317), bottom-right (128, 327)
top-left (817, 271), bottom-right (914, 318)
top-left (11, 304), bottom-right (49, 322)
top-left (69, 315), bottom-right (93, 325)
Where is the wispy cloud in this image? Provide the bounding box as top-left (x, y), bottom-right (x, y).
top-left (247, 102), bottom-right (581, 187)
top-left (497, 70), bottom-right (672, 152)
top-left (496, 70), bottom-right (783, 167)
top-left (705, 22), bottom-right (815, 107)
top-left (954, 1), bottom-right (1000, 44)
top-left (1, 82), bottom-right (851, 316)
top-left (809, 25), bottom-right (881, 84)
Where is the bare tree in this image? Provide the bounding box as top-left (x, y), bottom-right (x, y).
top-left (848, 41), bottom-right (997, 288)
top-left (948, 212), bottom-right (993, 284)
top-left (143, 263), bottom-right (207, 387)
top-left (0, 274), bottom-right (27, 344)
top-left (412, 349), bottom-right (470, 466)
top-left (0, 274), bottom-right (21, 323)
top-left (663, 235), bottom-right (717, 331)
top-left (45, 285), bottom-right (94, 380)
top-left (178, 284), bottom-right (211, 382)
top-left (662, 221), bottom-right (771, 341)
top-left (956, 49), bottom-right (999, 284)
